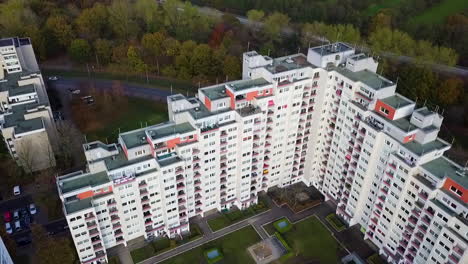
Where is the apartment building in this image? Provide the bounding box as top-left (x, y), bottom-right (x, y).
top-left (0, 37), bottom-right (56, 171)
top-left (57, 42), bottom-right (466, 264)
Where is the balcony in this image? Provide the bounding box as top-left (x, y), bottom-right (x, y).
top-left (175, 167), bottom-right (184, 174)
top-left (140, 189), bottom-right (148, 195)
top-left (194, 172), bottom-right (201, 178)
top-left (193, 156), bottom-right (200, 162)
top-left (176, 174), bottom-right (184, 182)
top-left (176, 183), bottom-right (185, 190)
top-left (408, 216), bottom-right (417, 225)
top-left (89, 228), bottom-right (99, 235)
top-left (448, 254), bottom-right (460, 264)
top-left (382, 180), bottom-right (391, 187)
top-left (85, 214), bottom-right (96, 221)
top-left (177, 191), bottom-right (186, 197)
top-left (193, 148), bottom-right (200, 154)
top-left (418, 192), bottom-right (428, 200)
top-left (138, 181), bottom-right (148, 188)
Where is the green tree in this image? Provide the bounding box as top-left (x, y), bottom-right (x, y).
top-left (135, 0), bottom-right (162, 32)
top-left (223, 55), bottom-right (241, 80)
top-left (163, 0), bottom-right (211, 41)
top-left (93, 39), bottom-right (113, 66)
top-left (191, 44), bottom-right (213, 77)
top-left (127, 46), bottom-right (148, 74)
top-left (0, 0), bottom-right (38, 36)
top-left (263, 12), bottom-right (290, 42)
top-left (45, 15), bottom-right (75, 48)
top-left (108, 0), bottom-right (139, 41)
top-left (399, 65), bottom-right (438, 103)
top-left (31, 224), bottom-right (76, 264)
top-left (436, 78), bottom-right (464, 106)
top-left (75, 3), bottom-right (109, 40)
top-left (247, 9), bottom-right (264, 32)
top-left (69, 39), bottom-right (92, 64)
top-left (141, 32), bottom-right (166, 71)
top-left (368, 12), bottom-right (392, 33)
top-left (163, 37), bottom-right (181, 57)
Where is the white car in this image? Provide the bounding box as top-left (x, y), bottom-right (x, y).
top-left (5, 222), bottom-right (12, 234)
top-left (13, 186), bottom-right (20, 196)
top-left (48, 76), bottom-right (58, 81)
top-left (71, 89), bottom-right (81, 94)
top-left (29, 204), bottom-right (37, 215)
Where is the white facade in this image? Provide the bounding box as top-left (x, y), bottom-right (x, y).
top-left (0, 236), bottom-right (13, 264)
top-left (58, 42), bottom-right (467, 264)
top-left (0, 37), bottom-right (56, 171)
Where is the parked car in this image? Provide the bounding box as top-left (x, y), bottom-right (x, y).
top-left (48, 76), bottom-right (58, 81)
top-left (14, 220), bottom-right (21, 232)
top-left (13, 210), bottom-right (19, 220)
top-left (13, 185), bottom-right (20, 196)
top-left (3, 211), bottom-right (11, 222)
top-left (29, 204), bottom-right (37, 215)
top-left (5, 223), bottom-right (12, 234)
top-left (71, 89), bottom-right (80, 94)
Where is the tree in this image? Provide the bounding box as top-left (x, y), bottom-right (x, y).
top-left (135, 0), bottom-right (162, 32)
top-left (163, 0), bottom-right (211, 41)
top-left (108, 0), bottom-right (139, 41)
top-left (163, 37), bottom-right (181, 57)
top-left (69, 39), bottom-right (92, 64)
top-left (399, 65), bottom-right (438, 103)
top-left (16, 138), bottom-right (35, 175)
top-left (368, 11), bottom-right (392, 33)
top-left (31, 224), bottom-right (76, 264)
top-left (191, 44), bottom-right (213, 77)
top-left (247, 9), bottom-right (264, 32)
top-left (75, 3), bottom-right (109, 40)
top-left (0, 0), bottom-right (38, 36)
top-left (45, 15), bottom-right (75, 48)
top-left (263, 12), bottom-right (290, 42)
top-left (141, 32), bottom-right (166, 72)
top-left (55, 121), bottom-right (84, 170)
top-left (223, 55), bottom-right (241, 80)
top-left (127, 46), bottom-right (148, 74)
top-left (437, 78), bottom-right (464, 106)
top-left (93, 39), bottom-right (113, 66)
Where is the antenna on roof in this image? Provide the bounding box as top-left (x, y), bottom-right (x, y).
top-left (308, 42), bottom-right (311, 49)
top-left (267, 49), bottom-right (270, 57)
top-left (84, 134), bottom-right (87, 143)
top-left (297, 47), bottom-right (300, 54)
top-left (423, 99), bottom-right (427, 107)
top-left (140, 122), bottom-right (143, 128)
top-left (105, 137), bottom-right (108, 144)
top-left (247, 41), bottom-right (250, 51)
top-left (118, 128), bottom-right (121, 134)
top-left (170, 85), bottom-right (173, 95)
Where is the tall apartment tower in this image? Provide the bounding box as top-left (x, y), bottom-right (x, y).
top-left (0, 236), bottom-right (14, 264)
top-left (0, 37), bottom-right (56, 171)
top-left (58, 43), bottom-right (467, 264)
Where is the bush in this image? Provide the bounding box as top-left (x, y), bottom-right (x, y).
top-left (325, 214), bottom-right (346, 232)
top-left (273, 218), bottom-right (292, 233)
top-left (274, 232), bottom-right (294, 261)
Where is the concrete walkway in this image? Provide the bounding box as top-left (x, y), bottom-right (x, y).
top-left (114, 195), bottom-right (375, 264)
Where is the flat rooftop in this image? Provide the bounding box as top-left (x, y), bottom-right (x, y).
top-left (349, 53), bottom-right (370, 61)
top-left (64, 197), bottom-right (92, 214)
top-left (380, 94), bottom-right (413, 109)
top-left (265, 54), bottom-right (313, 74)
top-left (384, 116), bottom-right (418, 132)
top-left (84, 141), bottom-right (117, 152)
top-left (422, 156), bottom-right (468, 189)
top-left (120, 128), bottom-right (148, 149)
top-left (227, 78), bottom-right (270, 92)
top-left (187, 100), bottom-right (231, 120)
top-left (147, 122), bottom-right (195, 141)
top-left (309, 42), bottom-right (353, 56)
top-left (334, 67), bottom-right (394, 90)
top-left (403, 138), bottom-right (450, 156)
top-left (201, 85), bottom-right (229, 100)
top-left (415, 107), bottom-right (434, 117)
top-left (102, 147), bottom-right (154, 171)
top-left (59, 171), bottom-right (110, 194)
top-left (8, 84), bottom-right (35, 96)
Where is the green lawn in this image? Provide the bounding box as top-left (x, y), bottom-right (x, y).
top-left (160, 226), bottom-right (261, 264)
top-left (208, 199), bottom-right (269, 232)
top-left (282, 216), bottom-right (344, 263)
top-left (263, 216), bottom-right (344, 263)
top-left (364, 0), bottom-right (404, 16)
top-left (410, 0), bottom-right (468, 25)
top-left (87, 97), bottom-right (168, 142)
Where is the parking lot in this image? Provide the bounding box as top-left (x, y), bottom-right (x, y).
top-left (0, 194), bottom-right (36, 245)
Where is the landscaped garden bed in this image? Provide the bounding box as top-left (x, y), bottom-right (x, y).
top-left (273, 218), bottom-right (292, 233)
top-left (268, 182), bottom-right (324, 213)
top-left (160, 226), bottom-right (261, 264)
top-left (130, 223), bottom-right (203, 263)
top-left (204, 248), bottom-right (224, 264)
top-left (263, 216), bottom-right (347, 263)
top-left (325, 213), bottom-right (347, 232)
top-left (208, 197), bottom-right (269, 231)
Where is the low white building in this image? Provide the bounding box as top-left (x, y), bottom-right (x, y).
top-left (0, 37), bottom-right (56, 171)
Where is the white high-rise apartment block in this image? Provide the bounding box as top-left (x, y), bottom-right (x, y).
top-left (58, 42), bottom-right (467, 264)
top-left (0, 236), bottom-right (14, 264)
top-left (0, 37), bottom-right (56, 171)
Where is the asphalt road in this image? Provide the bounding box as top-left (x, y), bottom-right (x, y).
top-left (0, 194), bottom-right (32, 213)
top-left (196, 6), bottom-right (468, 77)
top-left (50, 78), bottom-right (174, 101)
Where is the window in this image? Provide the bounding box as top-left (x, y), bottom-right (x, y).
top-left (450, 186), bottom-right (463, 196)
top-left (380, 107), bottom-right (389, 115)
